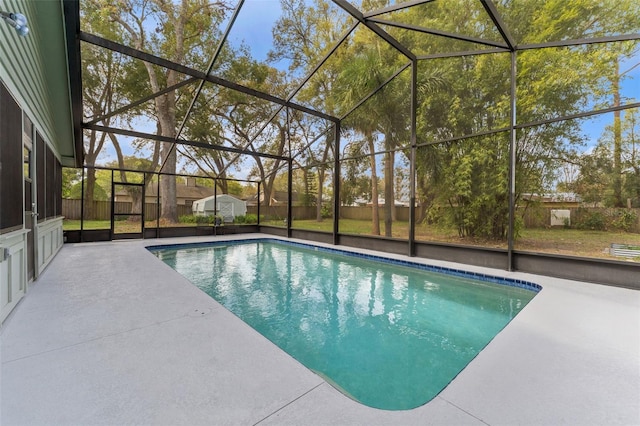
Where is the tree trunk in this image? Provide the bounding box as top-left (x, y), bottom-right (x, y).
top-left (159, 141), bottom-right (177, 221)
top-left (129, 185), bottom-right (143, 222)
top-left (84, 167), bottom-right (96, 220)
top-left (316, 167), bottom-right (325, 221)
top-left (217, 179), bottom-right (228, 194)
top-left (154, 73), bottom-right (179, 222)
top-left (612, 59), bottom-right (624, 207)
top-left (315, 133), bottom-right (332, 221)
top-left (390, 150), bottom-right (397, 222)
top-left (367, 132), bottom-right (380, 235)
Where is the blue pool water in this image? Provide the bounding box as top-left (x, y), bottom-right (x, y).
top-left (149, 239), bottom-right (539, 410)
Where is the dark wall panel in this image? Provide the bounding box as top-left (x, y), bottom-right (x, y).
top-left (290, 229), bottom-right (334, 245)
top-left (46, 145), bottom-right (55, 219)
top-left (337, 234), bottom-right (409, 256)
top-left (513, 252), bottom-right (640, 290)
top-left (0, 83), bottom-right (23, 233)
top-left (259, 226), bottom-right (288, 237)
top-left (36, 132), bottom-right (45, 221)
top-left (415, 242), bottom-right (509, 270)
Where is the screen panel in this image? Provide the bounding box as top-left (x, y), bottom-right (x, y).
top-left (0, 83), bottom-right (23, 233)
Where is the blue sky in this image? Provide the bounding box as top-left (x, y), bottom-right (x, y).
top-left (226, 0), bottom-right (284, 63)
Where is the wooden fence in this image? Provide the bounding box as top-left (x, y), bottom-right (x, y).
top-left (339, 206), bottom-right (411, 221)
top-left (63, 199), bottom-right (192, 221)
top-left (247, 205), bottom-right (411, 221)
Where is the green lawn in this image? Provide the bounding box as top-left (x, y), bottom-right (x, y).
top-left (64, 218), bottom-right (640, 260)
top-left (63, 220), bottom-right (111, 230)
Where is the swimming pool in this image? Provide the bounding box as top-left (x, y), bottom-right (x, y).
top-left (149, 239), bottom-right (540, 410)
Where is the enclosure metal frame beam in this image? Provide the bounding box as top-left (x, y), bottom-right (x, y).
top-left (411, 102), bottom-right (640, 150)
top-left (408, 59), bottom-right (418, 257)
top-left (333, 122), bottom-right (341, 245)
top-left (215, 105), bottom-right (287, 178)
top-left (286, 21), bottom-right (360, 104)
top-left (338, 100), bottom-right (640, 165)
top-left (168, 0), bottom-right (248, 181)
top-left (86, 78), bottom-right (197, 126)
top-left (80, 32), bottom-right (338, 123)
top-left (63, 0), bottom-right (84, 167)
top-left (213, 20), bottom-right (353, 178)
top-left (286, 108), bottom-right (293, 238)
top-left (369, 18), bottom-right (509, 50)
top-left (507, 51), bottom-right (517, 271)
top-left (364, 0), bottom-right (436, 19)
top-left (256, 181), bottom-right (261, 226)
top-left (175, 0), bottom-right (246, 141)
top-left (332, 0), bottom-right (416, 61)
top-left (82, 164), bottom-right (259, 184)
top-left (288, 124), bottom-right (336, 166)
top-left (340, 61), bottom-right (412, 121)
top-left (515, 102), bottom-right (640, 130)
top-left (479, 0), bottom-right (516, 51)
top-left (417, 48), bottom-right (509, 60)
top-left (84, 124), bottom-right (287, 161)
top-left (259, 124), bottom-right (336, 197)
top-left (518, 33), bottom-right (640, 51)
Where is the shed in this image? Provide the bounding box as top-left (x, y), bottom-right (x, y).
top-left (192, 194), bottom-right (247, 222)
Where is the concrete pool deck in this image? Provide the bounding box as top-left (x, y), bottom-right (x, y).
top-left (1, 234), bottom-right (639, 425)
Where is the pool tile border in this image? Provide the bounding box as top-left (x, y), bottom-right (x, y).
top-left (147, 238), bottom-right (542, 293)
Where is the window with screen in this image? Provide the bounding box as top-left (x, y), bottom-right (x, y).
top-left (36, 132), bottom-right (45, 221)
top-left (0, 82), bottom-right (24, 233)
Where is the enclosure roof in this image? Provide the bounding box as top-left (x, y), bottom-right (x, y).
top-left (64, 0), bottom-right (640, 177)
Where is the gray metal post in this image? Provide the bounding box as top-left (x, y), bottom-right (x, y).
top-left (507, 51), bottom-right (517, 271)
top-left (287, 108), bottom-right (292, 238)
top-left (333, 122), bottom-right (341, 245)
top-left (409, 60), bottom-right (418, 257)
top-left (256, 181), bottom-right (261, 226)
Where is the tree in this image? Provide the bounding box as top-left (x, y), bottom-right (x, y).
top-left (573, 144), bottom-right (612, 206)
top-left (602, 50), bottom-right (640, 207)
top-left (338, 50), bottom-right (395, 237)
top-left (340, 146), bottom-right (372, 208)
top-left (96, 0), bottom-right (230, 222)
top-left (621, 109), bottom-right (640, 207)
top-left (577, 108), bottom-right (640, 207)
top-left (414, 0), bottom-right (639, 239)
top-left (80, 5), bottom-right (132, 220)
top-left (271, 0), bottom-right (359, 224)
top-left (288, 114), bottom-right (335, 222)
top-left (62, 168), bottom-right (82, 199)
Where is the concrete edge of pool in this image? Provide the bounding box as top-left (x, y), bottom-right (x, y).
top-left (1, 234), bottom-right (639, 425)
